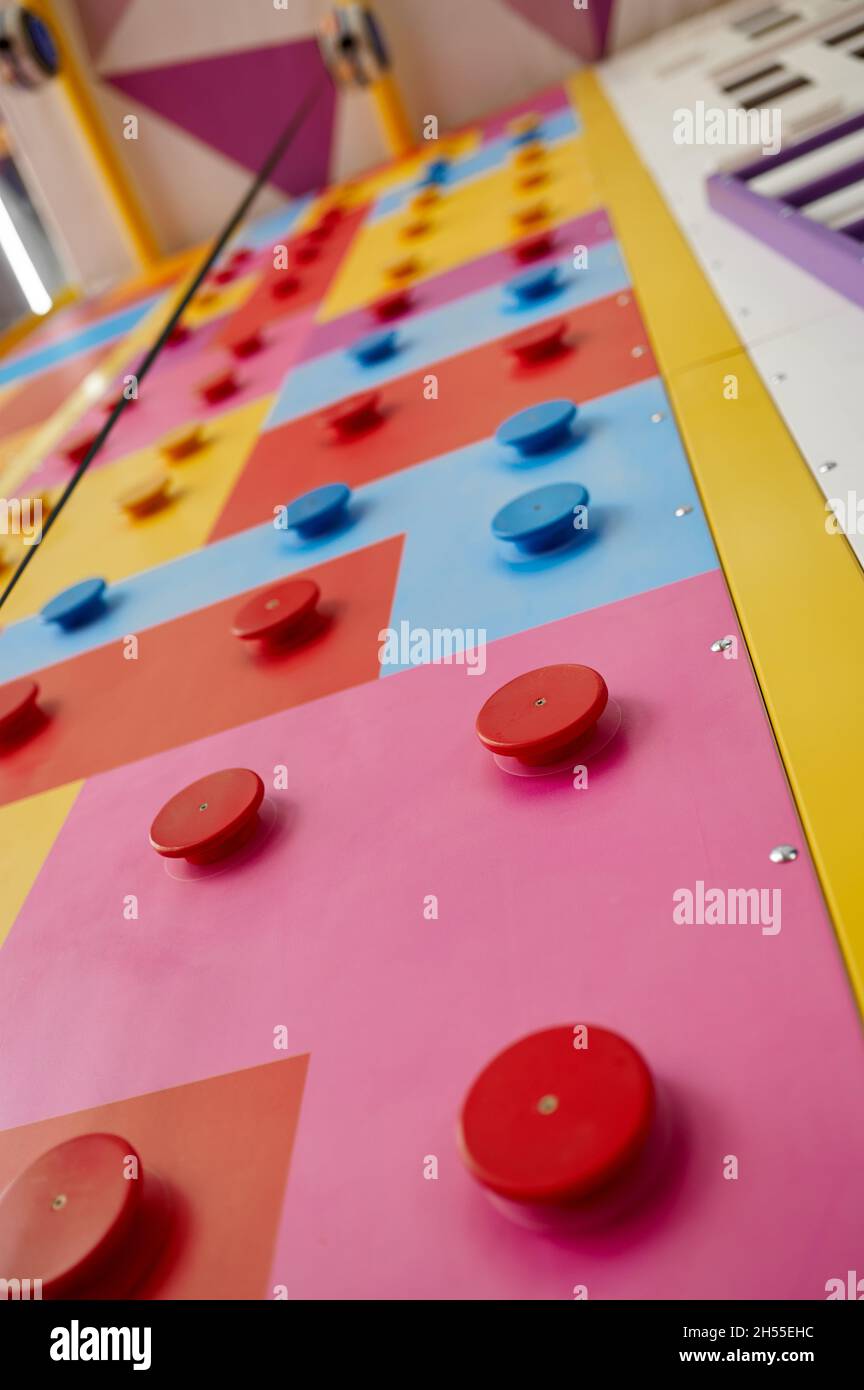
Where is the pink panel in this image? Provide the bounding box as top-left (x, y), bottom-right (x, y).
top-left (19, 308), bottom-right (315, 492)
top-left (2, 571), bottom-right (861, 1299)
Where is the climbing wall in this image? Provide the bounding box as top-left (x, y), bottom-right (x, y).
top-left (1, 60), bottom-right (862, 1300)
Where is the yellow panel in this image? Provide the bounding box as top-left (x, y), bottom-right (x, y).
top-left (183, 273), bottom-right (257, 329)
top-left (1, 395), bottom-right (273, 624)
top-left (313, 129), bottom-right (482, 218)
top-left (1, 430), bottom-right (45, 579)
top-left (0, 426), bottom-right (36, 477)
top-left (572, 69), bottom-right (864, 1007)
top-left (0, 782), bottom-right (82, 949)
top-left (319, 135), bottom-right (599, 321)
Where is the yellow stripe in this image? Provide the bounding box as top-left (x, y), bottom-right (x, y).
top-left (570, 70), bottom-right (864, 1006)
top-left (0, 783), bottom-right (83, 948)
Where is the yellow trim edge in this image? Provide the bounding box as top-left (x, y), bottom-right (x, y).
top-left (571, 69), bottom-right (864, 1010)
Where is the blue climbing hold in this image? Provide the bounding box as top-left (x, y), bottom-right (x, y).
top-left (492, 482), bottom-right (589, 554)
top-left (41, 578), bottom-right (108, 630)
top-left (505, 265), bottom-right (563, 304)
top-left (496, 400), bottom-right (578, 457)
top-left (284, 483), bottom-right (352, 538)
top-left (349, 330), bottom-right (400, 366)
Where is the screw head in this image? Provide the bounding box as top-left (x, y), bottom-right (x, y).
top-left (711, 637), bottom-right (733, 653)
top-left (769, 844), bottom-right (798, 864)
top-left (818, 462), bottom-right (837, 474)
top-left (631, 345), bottom-right (646, 358)
top-left (651, 412), bottom-right (665, 423)
top-left (51, 1194), bottom-right (67, 1211)
top-left (674, 505), bottom-right (693, 518)
top-left (537, 1094), bottom-right (559, 1115)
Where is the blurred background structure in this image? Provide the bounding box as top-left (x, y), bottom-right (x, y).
top-left (0, 0), bottom-right (724, 326)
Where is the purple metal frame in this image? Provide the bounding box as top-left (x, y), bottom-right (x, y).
top-left (706, 112), bottom-right (864, 310)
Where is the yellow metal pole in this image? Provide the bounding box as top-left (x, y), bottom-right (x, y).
top-left (33, 0), bottom-right (160, 269)
top-left (335, 2), bottom-right (414, 158)
top-left (368, 69), bottom-right (414, 158)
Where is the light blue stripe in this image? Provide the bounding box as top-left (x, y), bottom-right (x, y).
top-left (0, 376), bottom-right (717, 682)
top-left (0, 298), bottom-right (162, 386)
top-left (267, 239), bottom-right (629, 427)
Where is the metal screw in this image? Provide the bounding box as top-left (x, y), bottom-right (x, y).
top-left (818, 462), bottom-right (837, 474)
top-left (52, 1194), bottom-right (67, 1211)
top-left (537, 1094), bottom-right (559, 1115)
top-left (771, 373), bottom-right (786, 384)
top-left (674, 505), bottom-right (693, 518)
top-left (631, 345), bottom-right (646, 358)
top-left (617, 293), bottom-right (630, 306)
top-left (651, 412), bottom-right (665, 423)
top-left (198, 803), bottom-right (208, 812)
top-left (711, 637), bottom-right (733, 653)
top-left (769, 845), bottom-right (798, 864)
top-left (534, 697), bottom-right (546, 707)
top-left (265, 599), bottom-right (280, 610)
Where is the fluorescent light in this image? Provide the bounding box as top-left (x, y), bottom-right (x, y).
top-left (0, 193), bottom-right (53, 315)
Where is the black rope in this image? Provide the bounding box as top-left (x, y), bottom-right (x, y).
top-left (0, 82), bottom-right (323, 614)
